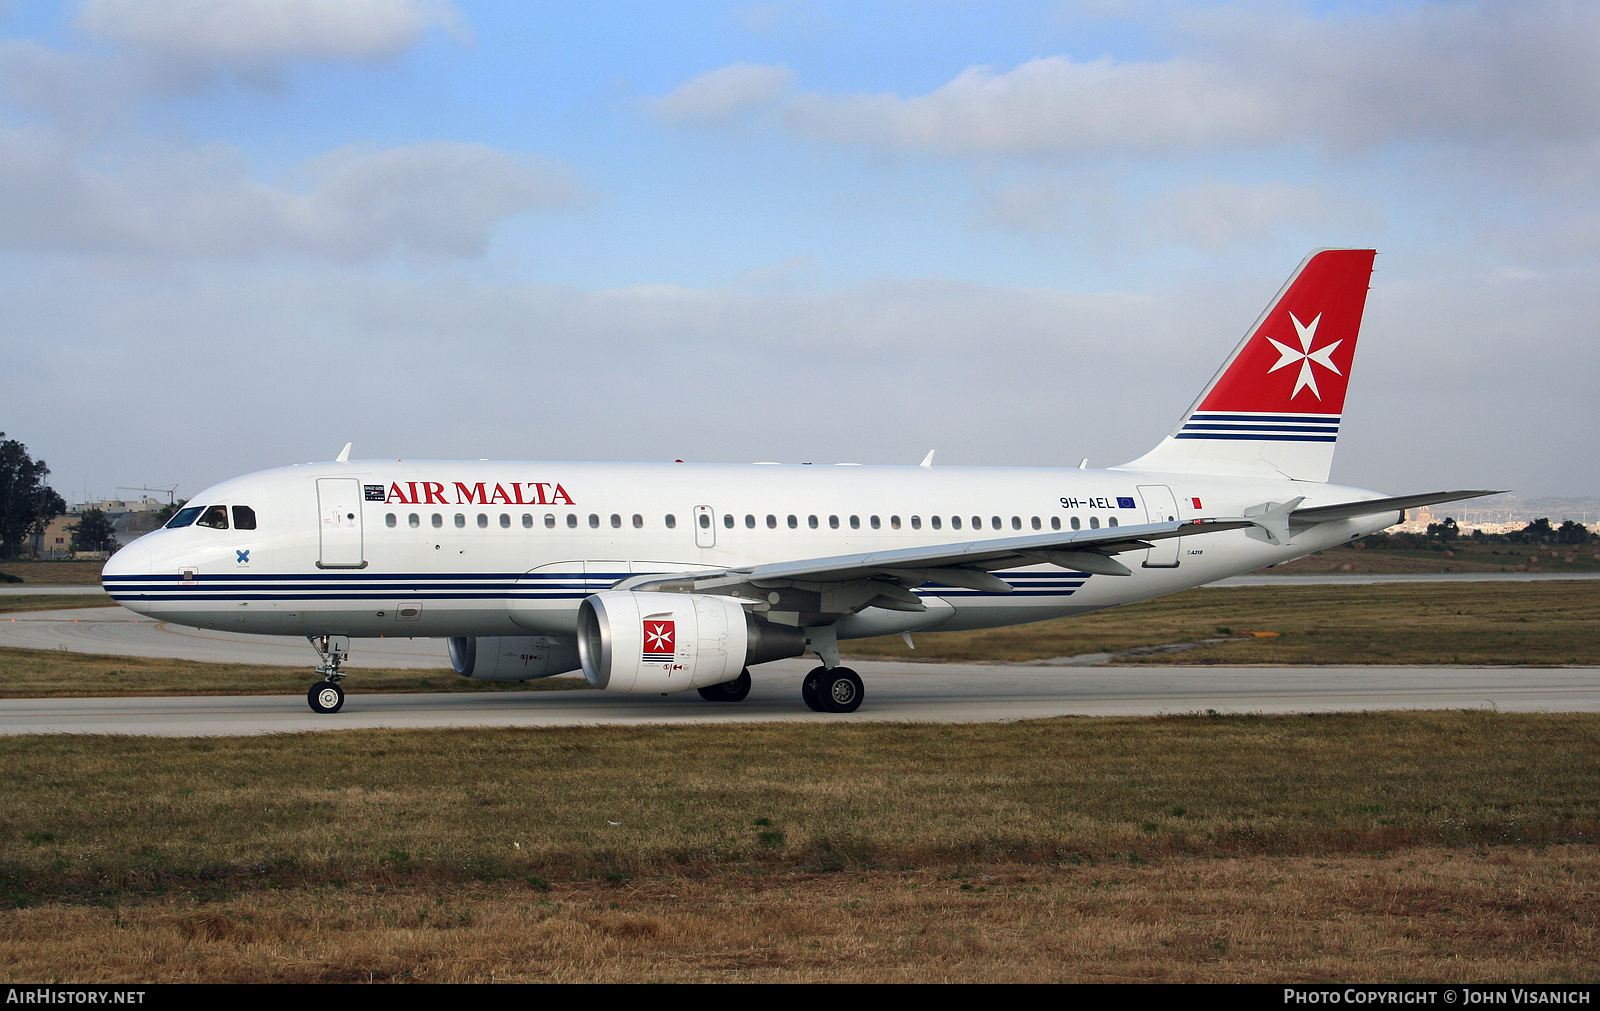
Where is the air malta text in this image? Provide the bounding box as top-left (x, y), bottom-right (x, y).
top-left (383, 481), bottom-right (575, 507)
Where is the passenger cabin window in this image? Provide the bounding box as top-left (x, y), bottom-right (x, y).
top-left (931, 516), bottom-right (942, 530)
top-left (1089, 516), bottom-right (1100, 529)
top-left (164, 505), bottom-right (204, 529)
top-left (610, 514), bottom-right (621, 529)
top-left (1052, 517), bottom-right (1062, 531)
top-left (829, 515), bottom-right (839, 529)
top-left (724, 514), bottom-right (734, 529)
top-left (196, 505), bottom-right (229, 529)
top-left (890, 515), bottom-right (901, 530)
top-left (432, 513), bottom-right (443, 528)
top-left (1109, 516), bottom-right (1118, 527)
top-left (1070, 516), bottom-right (1080, 530)
top-left (849, 515), bottom-right (860, 530)
top-left (567, 514), bottom-right (578, 528)
top-left (455, 513), bottom-right (466, 528)
top-left (766, 514), bottom-right (777, 529)
top-left (911, 516), bottom-right (922, 530)
top-left (745, 514), bottom-right (756, 529)
top-left (544, 514), bottom-right (555, 528)
top-left (232, 505), bottom-right (257, 530)
top-left (870, 516), bottom-right (880, 530)
top-left (385, 513), bottom-right (397, 528)
top-left (632, 514), bottom-right (643, 529)
top-left (665, 514), bottom-right (677, 529)
top-left (409, 513), bottom-right (420, 528)
top-left (951, 516), bottom-right (961, 530)
top-left (589, 514), bottom-right (600, 528)
top-left (787, 515), bottom-right (797, 529)
top-left (522, 514), bottom-right (533, 528)
top-left (500, 513), bottom-right (511, 528)
top-left (477, 513), bottom-right (488, 528)
top-left (972, 516), bottom-right (982, 530)
top-left (1011, 516), bottom-right (1021, 530)
top-left (808, 515), bottom-right (818, 529)
top-left (1031, 517), bottom-right (1041, 530)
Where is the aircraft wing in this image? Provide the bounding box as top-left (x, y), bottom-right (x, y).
top-left (1289, 489), bottom-right (1505, 525)
top-left (617, 518), bottom-right (1255, 615)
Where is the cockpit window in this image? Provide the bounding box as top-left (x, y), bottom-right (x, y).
top-left (165, 506), bottom-right (203, 529)
top-left (232, 505), bottom-right (257, 530)
top-left (196, 505), bottom-right (229, 529)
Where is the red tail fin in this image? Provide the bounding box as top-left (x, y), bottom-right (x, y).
top-left (1117, 249), bottom-right (1376, 483)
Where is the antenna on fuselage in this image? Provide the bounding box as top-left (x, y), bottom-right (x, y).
top-left (1078, 459), bottom-right (1088, 469)
top-left (920, 450), bottom-right (935, 469)
top-left (335, 443), bottom-right (352, 463)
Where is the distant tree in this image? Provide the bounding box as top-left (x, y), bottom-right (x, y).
top-left (68, 507), bottom-right (118, 553)
top-left (1426, 517), bottom-right (1459, 544)
top-left (0, 433), bottom-right (67, 558)
top-left (1557, 520), bottom-right (1591, 546)
top-left (1515, 518), bottom-right (1556, 544)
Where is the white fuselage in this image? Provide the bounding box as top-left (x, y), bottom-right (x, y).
top-left (102, 460), bottom-right (1394, 642)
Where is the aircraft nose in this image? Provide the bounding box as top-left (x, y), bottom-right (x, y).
top-left (102, 540), bottom-right (152, 586)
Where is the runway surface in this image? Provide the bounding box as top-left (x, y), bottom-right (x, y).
top-left (0, 606), bottom-right (1596, 735)
top-left (0, 662), bottom-right (1595, 736)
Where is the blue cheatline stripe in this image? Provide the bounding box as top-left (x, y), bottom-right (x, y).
top-left (100, 570), bottom-right (636, 584)
top-left (104, 574), bottom-right (1095, 603)
top-left (1174, 432), bottom-right (1338, 442)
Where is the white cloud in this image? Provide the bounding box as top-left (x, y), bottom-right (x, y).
top-left (0, 134), bottom-right (584, 260)
top-left (662, 2), bottom-right (1600, 161)
top-left (650, 61), bottom-right (793, 125)
top-left (76, 0), bottom-right (463, 69)
top-left (1144, 180), bottom-right (1366, 250)
top-left (786, 56), bottom-right (1275, 156)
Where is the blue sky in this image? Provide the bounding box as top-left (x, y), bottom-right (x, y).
top-left (2, 0), bottom-right (1597, 502)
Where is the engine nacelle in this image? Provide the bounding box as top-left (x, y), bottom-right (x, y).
top-left (577, 591), bottom-right (807, 693)
top-left (448, 635), bottom-right (580, 681)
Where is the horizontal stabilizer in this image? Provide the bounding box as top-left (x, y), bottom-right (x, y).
top-left (1290, 490), bottom-right (1505, 525)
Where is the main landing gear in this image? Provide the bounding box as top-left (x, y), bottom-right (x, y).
top-left (697, 667), bottom-right (752, 702)
top-left (802, 666), bottom-right (864, 714)
top-left (306, 634), bottom-right (349, 714)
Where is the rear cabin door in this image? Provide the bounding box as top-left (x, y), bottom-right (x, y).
top-left (1137, 484), bottom-right (1181, 568)
top-left (316, 478), bottom-right (366, 568)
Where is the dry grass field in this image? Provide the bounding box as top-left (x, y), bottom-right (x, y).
top-left (0, 594), bottom-right (109, 614)
top-left (0, 561), bottom-right (105, 586)
top-left (0, 712), bottom-right (1596, 981)
top-left (846, 580), bottom-right (1600, 665)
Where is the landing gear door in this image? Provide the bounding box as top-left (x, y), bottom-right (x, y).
top-left (693, 505), bottom-right (715, 548)
top-left (316, 478), bottom-right (366, 568)
top-left (1137, 484), bottom-right (1181, 568)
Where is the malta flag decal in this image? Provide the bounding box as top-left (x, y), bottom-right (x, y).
top-left (642, 617), bottom-right (676, 661)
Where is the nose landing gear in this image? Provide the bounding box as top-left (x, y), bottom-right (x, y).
top-left (306, 634), bottom-right (349, 714)
top-left (308, 681), bottom-right (344, 713)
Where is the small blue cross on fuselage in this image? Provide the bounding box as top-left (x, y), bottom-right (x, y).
top-left (236, 550), bottom-right (249, 564)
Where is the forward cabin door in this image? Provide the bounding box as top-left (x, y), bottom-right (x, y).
top-left (316, 478), bottom-right (366, 568)
top-left (1137, 484), bottom-right (1181, 568)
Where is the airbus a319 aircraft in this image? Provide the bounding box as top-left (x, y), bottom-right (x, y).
top-left (103, 249), bottom-right (1493, 714)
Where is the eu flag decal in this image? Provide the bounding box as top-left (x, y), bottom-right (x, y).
top-left (1116, 496), bottom-right (1136, 509)
top-left (642, 618), bottom-right (675, 661)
